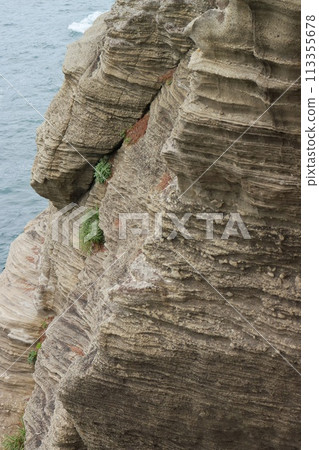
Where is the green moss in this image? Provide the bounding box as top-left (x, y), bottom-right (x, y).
top-left (2, 420), bottom-right (25, 449)
top-left (94, 157), bottom-right (112, 184)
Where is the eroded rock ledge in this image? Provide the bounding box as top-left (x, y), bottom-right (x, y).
top-left (0, 0), bottom-right (300, 448)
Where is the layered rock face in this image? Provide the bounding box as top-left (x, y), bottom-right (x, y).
top-left (0, 212), bottom-right (48, 437)
top-left (0, 0), bottom-right (300, 448)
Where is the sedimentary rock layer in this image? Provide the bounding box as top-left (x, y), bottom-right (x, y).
top-left (0, 212), bottom-right (48, 437)
top-left (0, 0), bottom-right (300, 448)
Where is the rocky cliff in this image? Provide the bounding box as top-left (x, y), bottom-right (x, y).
top-left (0, 0), bottom-right (300, 448)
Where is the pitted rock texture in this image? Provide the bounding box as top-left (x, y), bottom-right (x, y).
top-left (0, 0), bottom-right (300, 448)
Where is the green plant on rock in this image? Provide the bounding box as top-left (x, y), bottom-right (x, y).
top-left (79, 208), bottom-right (105, 254)
top-left (120, 128), bottom-right (133, 145)
top-left (124, 136), bottom-right (132, 145)
top-left (27, 350), bottom-right (37, 365)
top-left (41, 316), bottom-right (54, 330)
top-left (2, 420), bottom-right (25, 450)
top-left (94, 157), bottom-right (112, 184)
top-left (27, 343), bottom-right (41, 366)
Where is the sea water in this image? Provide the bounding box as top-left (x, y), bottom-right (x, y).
top-left (0, 1), bottom-right (114, 270)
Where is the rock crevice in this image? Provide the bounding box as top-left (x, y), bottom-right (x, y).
top-left (0, 0), bottom-right (300, 448)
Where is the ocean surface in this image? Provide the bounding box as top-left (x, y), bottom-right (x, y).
top-left (0, 1), bottom-right (114, 270)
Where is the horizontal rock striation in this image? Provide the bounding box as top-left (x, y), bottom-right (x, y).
top-left (0, 0), bottom-right (300, 448)
top-left (0, 212), bottom-right (48, 437)
top-left (30, 1), bottom-right (208, 208)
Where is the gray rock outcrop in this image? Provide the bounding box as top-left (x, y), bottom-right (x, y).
top-left (0, 0), bottom-right (300, 448)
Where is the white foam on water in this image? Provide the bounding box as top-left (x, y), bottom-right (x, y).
top-left (68, 11), bottom-right (104, 34)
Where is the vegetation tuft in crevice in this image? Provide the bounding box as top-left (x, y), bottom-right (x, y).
top-left (2, 419), bottom-right (25, 450)
top-left (27, 342), bottom-right (42, 366)
top-left (79, 207), bottom-right (105, 254)
top-left (94, 157), bottom-right (112, 184)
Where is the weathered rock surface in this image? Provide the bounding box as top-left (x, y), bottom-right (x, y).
top-left (30, 1), bottom-right (206, 208)
top-left (0, 212), bottom-right (48, 438)
top-left (0, 0), bottom-right (300, 448)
